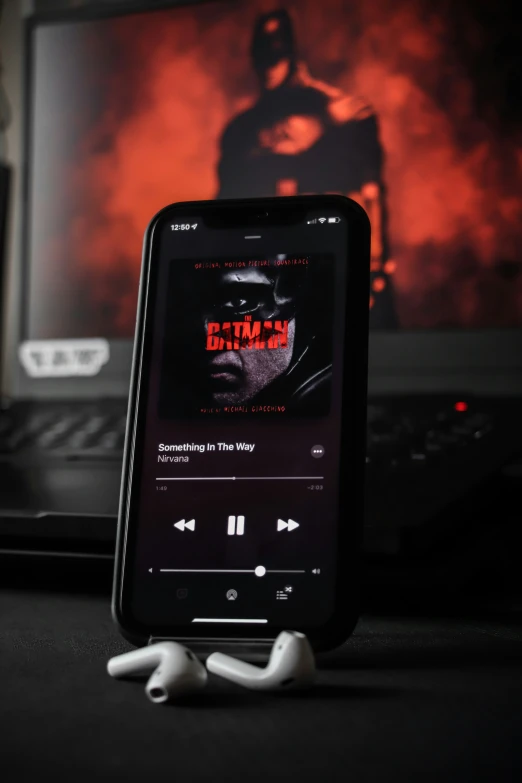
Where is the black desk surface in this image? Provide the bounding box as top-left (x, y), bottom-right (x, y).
top-left (2, 566), bottom-right (522, 783)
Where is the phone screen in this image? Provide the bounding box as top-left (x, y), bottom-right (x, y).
top-left (119, 198), bottom-right (367, 642)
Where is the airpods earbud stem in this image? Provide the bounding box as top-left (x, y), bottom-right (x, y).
top-left (107, 641), bottom-right (207, 703)
top-left (108, 632), bottom-right (315, 702)
top-left (206, 631), bottom-right (315, 691)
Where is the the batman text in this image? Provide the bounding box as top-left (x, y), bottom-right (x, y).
top-left (206, 320), bottom-right (289, 350)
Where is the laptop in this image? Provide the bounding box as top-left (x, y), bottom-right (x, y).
top-left (1, 1), bottom-right (521, 560)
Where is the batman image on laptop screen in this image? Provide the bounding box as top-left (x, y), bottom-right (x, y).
top-left (217, 10), bottom-right (395, 328)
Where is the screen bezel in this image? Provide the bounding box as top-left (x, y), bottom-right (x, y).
top-left (112, 195), bottom-right (370, 650)
top-left (13, 1), bottom-right (220, 402)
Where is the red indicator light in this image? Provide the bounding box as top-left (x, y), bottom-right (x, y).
top-left (454, 401), bottom-right (468, 412)
top-left (372, 277), bottom-right (386, 293)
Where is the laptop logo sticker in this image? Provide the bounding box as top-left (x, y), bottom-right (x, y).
top-left (19, 339), bottom-right (110, 378)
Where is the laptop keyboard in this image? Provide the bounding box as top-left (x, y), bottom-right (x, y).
top-left (366, 401), bottom-right (494, 468)
top-left (0, 398), bottom-right (497, 463)
top-left (362, 396), bottom-right (522, 555)
top-left (0, 404), bottom-right (127, 459)
top-left (0, 396), bottom-right (519, 559)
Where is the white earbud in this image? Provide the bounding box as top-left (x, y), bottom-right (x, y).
top-left (206, 631), bottom-right (315, 691)
top-left (107, 642), bottom-right (207, 703)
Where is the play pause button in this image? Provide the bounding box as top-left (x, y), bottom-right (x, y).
top-left (277, 518), bottom-right (300, 532)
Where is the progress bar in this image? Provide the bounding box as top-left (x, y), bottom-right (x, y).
top-left (192, 618), bottom-right (268, 624)
top-left (155, 476), bottom-right (324, 481)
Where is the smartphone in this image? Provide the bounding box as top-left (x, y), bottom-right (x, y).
top-left (113, 195), bottom-right (370, 652)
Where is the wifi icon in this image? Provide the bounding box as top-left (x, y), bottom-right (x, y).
top-left (318, 217), bottom-right (326, 223)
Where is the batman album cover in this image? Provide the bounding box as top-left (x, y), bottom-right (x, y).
top-left (159, 254), bottom-right (334, 418)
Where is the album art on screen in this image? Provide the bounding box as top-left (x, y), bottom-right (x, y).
top-left (159, 255), bottom-right (334, 418)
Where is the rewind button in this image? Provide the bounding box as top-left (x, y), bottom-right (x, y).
top-left (174, 519), bottom-right (195, 532)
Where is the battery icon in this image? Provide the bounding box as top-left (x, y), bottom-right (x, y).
top-left (328, 217), bottom-right (341, 223)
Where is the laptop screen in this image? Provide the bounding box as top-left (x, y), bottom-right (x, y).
top-left (25, 1), bottom-right (522, 344)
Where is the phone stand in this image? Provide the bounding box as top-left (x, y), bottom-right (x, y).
top-left (148, 637), bottom-right (274, 663)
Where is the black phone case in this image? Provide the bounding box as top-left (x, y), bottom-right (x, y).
top-left (112, 195), bottom-right (370, 652)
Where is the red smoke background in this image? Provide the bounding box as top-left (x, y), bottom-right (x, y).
top-left (32, 0), bottom-right (522, 336)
